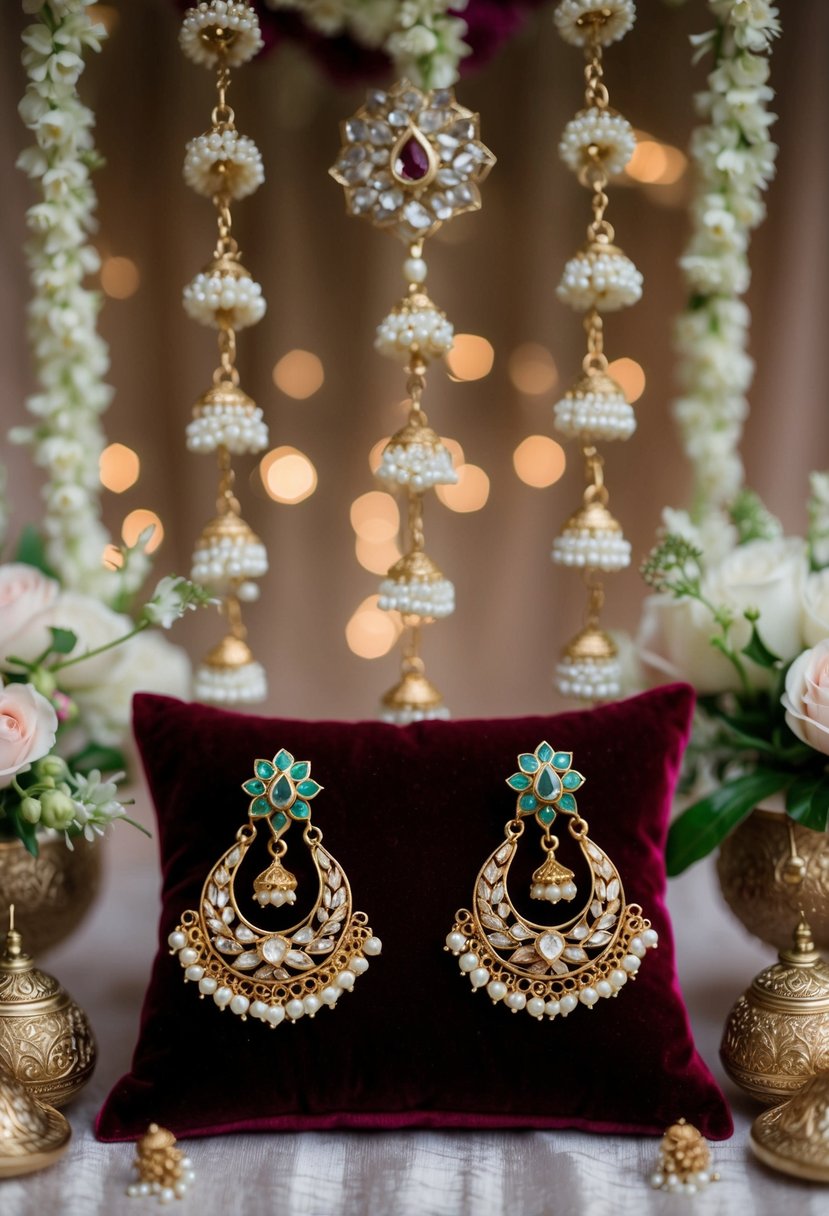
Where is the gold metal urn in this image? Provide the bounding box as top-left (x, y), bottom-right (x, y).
top-left (0, 908), bottom-right (96, 1107)
top-left (0, 1064), bottom-right (71, 1178)
top-left (751, 1072), bottom-right (829, 1182)
top-left (0, 835), bottom-right (102, 955)
top-left (720, 918), bottom-right (829, 1104)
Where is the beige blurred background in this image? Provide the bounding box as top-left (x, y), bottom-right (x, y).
top-left (1, 0), bottom-right (827, 722)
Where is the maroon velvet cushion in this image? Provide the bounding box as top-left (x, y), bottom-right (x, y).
top-left (96, 685), bottom-right (732, 1140)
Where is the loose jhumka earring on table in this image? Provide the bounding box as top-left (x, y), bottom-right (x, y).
top-left (550, 0), bottom-right (641, 701)
top-left (169, 749), bottom-right (381, 1026)
top-left (330, 78), bottom-right (494, 724)
top-left (179, 1), bottom-right (269, 706)
top-left (445, 742), bottom-right (657, 1019)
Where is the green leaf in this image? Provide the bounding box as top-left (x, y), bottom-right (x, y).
top-left (785, 772), bottom-right (823, 821)
top-left (48, 627), bottom-right (78, 656)
top-left (67, 743), bottom-right (127, 776)
top-left (14, 526), bottom-right (57, 578)
top-left (5, 804), bottom-right (39, 857)
top-left (789, 774), bottom-right (829, 833)
top-left (666, 768), bottom-right (785, 876)
top-left (741, 622), bottom-right (782, 670)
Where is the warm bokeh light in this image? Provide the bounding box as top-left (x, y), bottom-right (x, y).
top-left (508, 343), bottom-right (559, 396)
top-left (440, 436), bottom-right (465, 467)
top-left (368, 436), bottom-right (391, 474)
top-left (626, 135), bottom-right (687, 186)
top-left (607, 357), bottom-right (646, 404)
top-left (260, 446), bottom-right (317, 504)
top-left (88, 5), bottom-right (119, 33)
top-left (101, 543), bottom-right (124, 570)
top-left (445, 334), bottom-right (494, 381)
top-left (272, 349), bottom-right (324, 399)
top-left (350, 491), bottom-right (399, 542)
top-left (345, 595), bottom-right (400, 659)
top-left (100, 256), bottom-right (140, 299)
top-left (355, 536), bottom-right (402, 576)
top-left (121, 509), bottom-right (163, 552)
top-left (436, 463), bottom-right (490, 512)
top-left (513, 436), bottom-right (567, 488)
top-left (99, 442), bottom-right (140, 493)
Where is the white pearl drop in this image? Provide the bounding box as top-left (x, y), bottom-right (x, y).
top-left (265, 1005), bottom-right (285, 1026)
top-left (213, 987), bottom-right (232, 1008)
top-left (250, 1000), bottom-right (268, 1020)
top-left (179, 948), bottom-right (198, 966)
top-left (198, 977), bottom-right (217, 995)
top-left (404, 256), bottom-right (427, 283)
top-left (470, 967), bottom-right (489, 989)
top-left (446, 931), bottom-right (466, 954)
top-left (321, 987), bottom-right (340, 1006)
top-left (579, 987), bottom-right (599, 1006)
top-left (596, 980), bottom-right (613, 999)
top-left (286, 999), bottom-right (305, 1021)
top-left (230, 994), bottom-right (249, 1016)
top-left (303, 995), bottom-right (322, 1016)
top-left (609, 970), bottom-right (627, 989)
top-left (184, 965), bottom-right (204, 982)
top-left (459, 952), bottom-right (479, 973)
top-left (642, 928), bottom-right (659, 948)
top-left (545, 1000), bottom-right (560, 1018)
top-left (630, 936), bottom-right (646, 958)
top-left (168, 931), bottom-right (186, 951)
top-left (527, 997), bottom-right (546, 1019)
top-left (623, 954), bottom-right (641, 973)
top-left (487, 980), bottom-right (507, 1002)
top-left (336, 970), bottom-right (356, 990)
top-left (364, 936), bottom-right (383, 956)
top-left (351, 957), bottom-right (370, 974)
top-left (560, 994), bottom-right (578, 1015)
top-left (506, 992), bottom-right (526, 1011)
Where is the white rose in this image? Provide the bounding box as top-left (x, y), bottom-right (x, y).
top-left (0, 682), bottom-right (58, 788)
top-left (0, 564), bottom-right (60, 664)
top-left (6, 591), bottom-right (132, 690)
top-left (782, 639), bottom-right (829, 756)
top-left (802, 570), bottom-right (829, 647)
top-left (637, 593), bottom-right (738, 694)
top-left (73, 631), bottom-right (191, 747)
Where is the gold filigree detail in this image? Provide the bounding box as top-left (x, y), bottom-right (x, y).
top-left (0, 838), bottom-right (101, 956)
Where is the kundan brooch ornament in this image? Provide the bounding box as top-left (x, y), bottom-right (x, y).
top-left (169, 750), bottom-right (381, 1026)
top-left (445, 742), bottom-right (657, 1019)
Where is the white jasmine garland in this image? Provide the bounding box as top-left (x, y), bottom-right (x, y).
top-left (15, 1), bottom-right (149, 601)
top-left (670, 0), bottom-right (779, 525)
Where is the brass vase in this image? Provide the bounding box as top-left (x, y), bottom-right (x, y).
top-left (0, 836), bottom-right (102, 956)
top-left (716, 809), bottom-right (829, 951)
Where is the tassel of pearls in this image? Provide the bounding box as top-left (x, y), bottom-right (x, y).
top-left (179, 1), bottom-right (268, 705)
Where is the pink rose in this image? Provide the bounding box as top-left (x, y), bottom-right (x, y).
top-left (0, 682), bottom-right (58, 788)
top-left (0, 564), bottom-right (59, 666)
top-left (782, 640), bottom-right (829, 756)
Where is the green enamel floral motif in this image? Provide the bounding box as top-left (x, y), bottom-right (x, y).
top-left (275, 749), bottom-right (294, 772)
top-left (244, 751), bottom-right (324, 822)
top-left (271, 775), bottom-right (294, 808)
top-left (255, 760), bottom-right (275, 780)
top-left (290, 761), bottom-right (310, 781)
top-left (506, 741), bottom-right (585, 828)
top-left (250, 796), bottom-right (270, 817)
top-left (292, 799), bottom-right (310, 819)
top-left (297, 779), bottom-right (321, 799)
top-left (242, 778), bottom-right (266, 797)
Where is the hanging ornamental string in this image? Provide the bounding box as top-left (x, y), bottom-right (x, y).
top-left (179, 1), bottom-right (269, 707)
top-left (331, 73), bottom-right (494, 724)
top-left (550, 0), bottom-right (641, 703)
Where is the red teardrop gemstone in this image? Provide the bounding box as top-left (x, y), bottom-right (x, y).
top-left (395, 136), bottom-right (430, 182)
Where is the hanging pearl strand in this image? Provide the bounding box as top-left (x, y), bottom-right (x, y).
top-left (552, 0), bottom-right (641, 702)
top-left (180, 1), bottom-right (268, 706)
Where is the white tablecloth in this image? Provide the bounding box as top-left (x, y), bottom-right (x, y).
top-left (2, 817), bottom-right (828, 1216)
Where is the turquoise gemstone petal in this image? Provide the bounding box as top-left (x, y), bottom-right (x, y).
top-left (242, 778), bottom-right (266, 796)
top-left (552, 751), bottom-right (572, 771)
top-left (538, 806), bottom-right (556, 827)
top-left (297, 779), bottom-right (321, 799)
top-left (558, 793), bottom-right (577, 812)
top-left (507, 773), bottom-right (531, 791)
top-left (535, 765), bottom-right (561, 802)
top-left (250, 796), bottom-right (271, 817)
top-left (274, 749), bottom-right (294, 772)
top-left (290, 761), bottom-right (310, 781)
top-left (291, 799), bottom-right (310, 819)
top-left (255, 760), bottom-right (275, 780)
top-left (518, 754), bottom-right (539, 774)
top-left (537, 742), bottom-right (553, 763)
top-left (563, 770), bottom-right (584, 790)
top-left (272, 811), bottom-right (288, 831)
top-left (518, 793), bottom-right (539, 814)
top-left (270, 774), bottom-right (294, 808)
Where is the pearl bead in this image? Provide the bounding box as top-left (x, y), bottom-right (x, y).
top-left (127, 1184), bottom-right (140, 1197)
top-left (213, 987), bottom-right (232, 1008)
top-left (459, 952), bottom-right (479, 973)
top-left (642, 928), bottom-right (659, 949)
top-left (561, 882), bottom-right (577, 899)
top-left (506, 992), bottom-right (526, 1011)
top-left (303, 995), bottom-right (322, 1016)
top-left (167, 931), bottom-right (186, 951)
top-left (351, 957), bottom-right (370, 974)
top-left (446, 931), bottom-right (466, 954)
top-left (579, 986), bottom-right (599, 1006)
top-left (321, 986), bottom-right (340, 1006)
top-left (250, 1000), bottom-right (268, 1020)
top-left (179, 948), bottom-right (198, 966)
top-left (545, 1000), bottom-right (560, 1018)
top-left (336, 970), bottom-right (356, 990)
top-left (487, 980), bottom-right (507, 1002)
top-left (230, 994), bottom-right (249, 1016)
top-left (404, 257), bottom-right (427, 284)
top-left (527, 997), bottom-right (546, 1019)
top-left (596, 980), bottom-right (613, 999)
top-left (160, 1188), bottom-right (175, 1204)
top-left (623, 954), bottom-right (641, 973)
top-left (609, 969), bottom-right (627, 989)
top-left (265, 1005), bottom-right (285, 1026)
top-left (560, 993), bottom-right (577, 1015)
top-left (630, 936), bottom-right (646, 958)
top-left (198, 977), bottom-right (217, 995)
top-left (364, 936), bottom-right (383, 956)
top-left (174, 1182), bottom-right (188, 1197)
top-left (286, 999), bottom-right (305, 1021)
top-left (545, 884), bottom-right (561, 902)
top-left (649, 1173), bottom-right (664, 1189)
top-left (185, 965), bottom-right (204, 982)
top-left (470, 967), bottom-right (489, 988)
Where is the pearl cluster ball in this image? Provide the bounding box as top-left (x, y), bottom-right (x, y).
top-left (530, 880), bottom-right (577, 903)
top-left (375, 305), bottom-right (454, 363)
top-left (553, 0), bottom-right (635, 48)
top-left (183, 270), bottom-right (266, 330)
top-left (126, 1161), bottom-right (196, 1204)
top-left (556, 655), bottom-right (621, 701)
top-left (380, 704), bottom-right (451, 725)
top-left (552, 530), bottom-right (632, 572)
top-left (559, 108), bottom-right (636, 178)
top-left (179, 2), bottom-right (263, 69)
top-left (191, 536), bottom-right (268, 589)
top-left (376, 441), bottom-right (458, 490)
top-left (186, 404), bottom-right (268, 455)
top-left (557, 249), bottom-right (643, 313)
top-left (194, 659), bottom-right (267, 706)
top-left (554, 388), bottom-right (636, 442)
top-left (378, 575), bottom-right (455, 618)
top-left (183, 130), bottom-right (265, 201)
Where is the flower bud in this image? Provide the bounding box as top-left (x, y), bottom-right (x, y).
top-left (20, 797), bottom-right (42, 825)
top-left (29, 668), bottom-right (57, 699)
top-left (34, 755), bottom-right (68, 780)
top-left (39, 789), bottom-right (76, 830)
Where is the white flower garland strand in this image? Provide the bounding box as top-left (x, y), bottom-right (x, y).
top-left (671, 0), bottom-right (779, 528)
top-left (265, 0), bottom-right (471, 87)
top-left (14, 0), bottom-right (150, 601)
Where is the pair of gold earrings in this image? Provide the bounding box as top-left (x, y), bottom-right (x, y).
top-left (169, 742), bottom-right (657, 1026)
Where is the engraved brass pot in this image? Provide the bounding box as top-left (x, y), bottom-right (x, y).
top-left (0, 836), bottom-right (102, 956)
top-left (716, 809), bottom-right (829, 951)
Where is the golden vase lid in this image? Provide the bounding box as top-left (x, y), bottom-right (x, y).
top-left (751, 1072), bottom-right (829, 1182)
top-left (749, 919), bottom-right (829, 1014)
top-left (0, 1064), bottom-right (71, 1179)
top-left (0, 907), bottom-right (64, 1016)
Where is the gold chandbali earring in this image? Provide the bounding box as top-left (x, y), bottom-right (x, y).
top-left (179, 1), bottom-right (269, 706)
top-left (169, 749), bottom-right (381, 1026)
top-left (551, 0), bottom-right (641, 701)
top-left (446, 741), bottom-right (657, 1019)
top-left (330, 80), bottom-right (494, 723)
